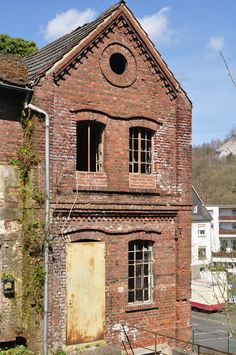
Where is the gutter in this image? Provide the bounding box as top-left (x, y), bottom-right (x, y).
top-left (24, 103), bottom-right (50, 355)
top-left (0, 81), bottom-right (32, 93)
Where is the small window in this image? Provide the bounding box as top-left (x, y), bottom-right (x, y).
top-left (193, 205), bottom-right (198, 214)
top-left (198, 246), bottom-right (206, 260)
top-left (198, 224), bottom-right (206, 237)
top-left (129, 127), bottom-right (152, 174)
top-left (220, 240), bottom-right (227, 252)
top-left (77, 121), bottom-right (104, 172)
top-left (128, 240), bottom-right (153, 303)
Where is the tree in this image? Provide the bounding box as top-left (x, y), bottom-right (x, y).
top-left (220, 51), bottom-right (236, 89)
top-left (0, 34), bottom-right (37, 56)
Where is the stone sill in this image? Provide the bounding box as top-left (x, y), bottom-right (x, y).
top-left (125, 302), bottom-right (159, 313)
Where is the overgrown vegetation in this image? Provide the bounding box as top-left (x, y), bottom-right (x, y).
top-left (0, 345), bottom-right (34, 355)
top-left (10, 111), bottom-right (45, 317)
top-left (192, 130), bottom-right (236, 204)
top-left (0, 34), bottom-right (37, 56)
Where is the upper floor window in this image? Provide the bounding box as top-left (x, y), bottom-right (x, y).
top-left (77, 121), bottom-right (104, 172)
top-left (198, 224), bottom-right (206, 237)
top-left (129, 127), bottom-right (152, 174)
top-left (128, 240), bottom-right (153, 303)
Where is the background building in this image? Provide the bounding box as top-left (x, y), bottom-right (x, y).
top-left (192, 187), bottom-right (212, 273)
top-left (207, 205), bottom-right (236, 271)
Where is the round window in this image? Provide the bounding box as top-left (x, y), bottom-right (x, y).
top-left (109, 53), bottom-right (127, 75)
top-left (100, 43), bottom-right (137, 87)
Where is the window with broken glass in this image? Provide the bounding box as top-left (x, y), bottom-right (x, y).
top-left (129, 127), bottom-right (152, 174)
top-left (128, 240), bottom-right (153, 303)
top-left (76, 121), bottom-right (104, 172)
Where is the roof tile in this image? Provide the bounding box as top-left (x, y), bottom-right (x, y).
top-left (26, 1), bottom-right (121, 82)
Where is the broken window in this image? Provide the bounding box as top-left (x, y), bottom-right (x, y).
top-left (129, 127), bottom-right (152, 174)
top-left (76, 121), bottom-right (104, 172)
top-left (128, 240), bottom-right (153, 303)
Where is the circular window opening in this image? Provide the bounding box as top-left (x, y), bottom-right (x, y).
top-left (109, 53), bottom-right (127, 75)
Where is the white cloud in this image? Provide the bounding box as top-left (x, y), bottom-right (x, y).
top-left (139, 7), bottom-right (173, 42)
top-left (42, 8), bottom-right (97, 43)
top-left (207, 36), bottom-right (224, 51)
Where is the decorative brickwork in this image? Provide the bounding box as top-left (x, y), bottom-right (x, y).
top-left (0, 2), bottom-right (191, 353)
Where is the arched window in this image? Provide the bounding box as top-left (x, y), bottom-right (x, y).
top-left (129, 127), bottom-right (153, 174)
top-left (77, 121), bottom-right (104, 172)
top-left (128, 240), bottom-right (153, 303)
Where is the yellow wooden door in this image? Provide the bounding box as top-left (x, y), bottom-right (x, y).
top-left (66, 242), bottom-right (105, 345)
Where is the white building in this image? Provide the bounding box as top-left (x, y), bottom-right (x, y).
top-left (192, 187), bottom-right (212, 270)
top-left (206, 205), bottom-right (236, 270)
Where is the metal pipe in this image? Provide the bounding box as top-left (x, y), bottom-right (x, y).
top-left (26, 103), bottom-right (50, 355)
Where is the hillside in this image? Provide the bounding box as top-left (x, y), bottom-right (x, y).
top-left (192, 135), bottom-right (236, 205)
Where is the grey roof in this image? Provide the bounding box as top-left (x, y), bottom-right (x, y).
top-left (25, 1), bottom-right (122, 82)
top-left (192, 187), bottom-right (212, 222)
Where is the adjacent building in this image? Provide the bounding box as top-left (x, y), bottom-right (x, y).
top-left (207, 205), bottom-right (236, 270)
top-left (192, 187), bottom-right (212, 273)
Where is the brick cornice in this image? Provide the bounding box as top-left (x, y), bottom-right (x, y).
top-left (53, 207), bottom-right (178, 220)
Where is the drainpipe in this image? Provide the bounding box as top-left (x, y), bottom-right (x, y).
top-left (25, 103), bottom-right (50, 355)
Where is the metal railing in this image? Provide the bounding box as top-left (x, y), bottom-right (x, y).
top-left (121, 324), bottom-right (234, 355)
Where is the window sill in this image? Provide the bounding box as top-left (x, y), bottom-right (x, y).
top-left (125, 302), bottom-right (159, 313)
top-left (76, 171), bottom-right (107, 188)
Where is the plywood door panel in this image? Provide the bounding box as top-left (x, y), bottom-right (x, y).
top-left (66, 242), bottom-right (105, 345)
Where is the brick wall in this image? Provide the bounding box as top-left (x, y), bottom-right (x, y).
top-left (0, 11), bottom-right (192, 353)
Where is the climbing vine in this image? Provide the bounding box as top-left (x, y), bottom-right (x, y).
top-left (10, 110), bottom-right (45, 316)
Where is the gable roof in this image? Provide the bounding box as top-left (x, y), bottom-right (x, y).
top-left (192, 186), bottom-right (212, 222)
top-left (0, 53), bottom-right (27, 86)
top-left (25, 1), bottom-right (190, 104)
top-left (25, 1), bottom-right (122, 82)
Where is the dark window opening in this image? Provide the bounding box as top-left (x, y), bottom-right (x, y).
top-left (77, 121), bottom-right (104, 172)
top-left (109, 53), bottom-right (127, 75)
top-left (198, 246), bottom-right (206, 260)
top-left (128, 240), bottom-right (153, 303)
top-left (129, 127), bottom-right (153, 174)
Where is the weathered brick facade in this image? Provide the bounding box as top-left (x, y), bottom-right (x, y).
top-left (0, 2), bottom-right (192, 353)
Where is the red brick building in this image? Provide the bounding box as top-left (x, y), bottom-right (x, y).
top-left (0, 1), bottom-right (192, 353)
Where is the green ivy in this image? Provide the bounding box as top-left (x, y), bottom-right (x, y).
top-left (0, 345), bottom-right (34, 355)
top-left (10, 111), bottom-right (45, 322)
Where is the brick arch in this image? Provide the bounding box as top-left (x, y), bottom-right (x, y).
top-left (75, 110), bottom-right (108, 126)
top-left (62, 227), bottom-right (161, 241)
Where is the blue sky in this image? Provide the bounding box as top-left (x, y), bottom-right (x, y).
top-left (1, 0), bottom-right (236, 146)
